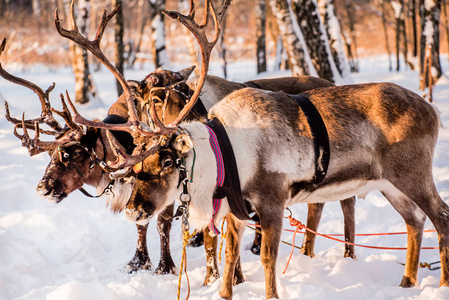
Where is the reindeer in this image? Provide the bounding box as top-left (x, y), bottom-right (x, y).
top-left (78, 10), bottom-right (449, 297)
top-left (107, 81), bottom-right (448, 299)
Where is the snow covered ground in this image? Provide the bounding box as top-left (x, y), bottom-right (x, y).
top-left (1, 57), bottom-right (449, 300)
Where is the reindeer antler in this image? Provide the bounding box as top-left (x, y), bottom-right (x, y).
top-left (1, 38), bottom-right (84, 156)
top-left (54, 0), bottom-right (230, 139)
top-left (54, 0), bottom-right (161, 136)
top-left (1, 38), bottom-right (65, 134)
top-left (161, 0), bottom-right (231, 128)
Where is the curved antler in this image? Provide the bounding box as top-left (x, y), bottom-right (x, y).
top-left (161, 0), bottom-right (231, 128)
top-left (0, 38), bottom-right (64, 133)
top-left (1, 38), bottom-right (84, 155)
top-left (54, 0), bottom-right (230, 138)
top-left (55, 0), bottom-right (150, 134)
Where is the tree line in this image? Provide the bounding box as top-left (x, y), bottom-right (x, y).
top-left (0, 0), bottom-right (445, 103)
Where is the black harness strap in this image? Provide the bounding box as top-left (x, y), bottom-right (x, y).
top-left (206, 117), bottom-right (251, 221)
top-left (288, 94), bottom-right (330, 184)
top-left (191, 98), bottom-right (209, 118)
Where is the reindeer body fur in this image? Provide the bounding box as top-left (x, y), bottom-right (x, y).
top-left (128, 82), bottom-right (447, 298)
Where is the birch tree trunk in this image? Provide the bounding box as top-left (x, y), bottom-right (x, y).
top-left (179, 0), bottom-right (200, 75)
top-left (409, 0), bottom-right (418, 57)
top-left (317, 0), bottom-right (349, 78)
top-left (443, 0), bottom-right (449, 62)
top-left (292, 0), bottom-right (337, 82)
top-left (269, 0), bottom-right (311, 76)
top-left (256, 0), bottom-right (267, 74)
top-left (148, 0), bottom-right (169, 69)
top-left (66, 0), bottom-right (97, 104)
top-left (380, 0), bottom-right (393, 71)
top-left (419, 0), bottom-right (442, 89)
top-left (112, 0), bottom-right (124, 96)
top-left (218, 15), bottom-right (228, 78)
top-left (343, 0), bottom-right (359, 72)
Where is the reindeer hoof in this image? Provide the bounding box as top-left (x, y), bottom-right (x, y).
top-left (300, 246), bottom-right (315, 258)
top-left (344, 251), bottom-right (357, 260)
top-left (399, 276), bottom-right (417, 288)
top-left (203, 270), bottom-right (220, 286)
top-left (187, 231), bottom-right (204, 247)
top-left (250, 243), bottom-right (260, 255)
top-left (125, 256), bottom-right (152, 273)
top-left (154, 260), bottom-right (177, 275)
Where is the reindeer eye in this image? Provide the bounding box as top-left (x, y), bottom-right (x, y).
top-left (162, 159), bottom-right (173, 169)
top-left (72, 150), bottom-right (83, 157)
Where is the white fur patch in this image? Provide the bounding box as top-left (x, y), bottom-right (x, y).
top-left (98, 175), bottom-right (134, 213)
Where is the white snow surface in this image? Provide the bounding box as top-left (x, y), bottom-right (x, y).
top-left (1, 58), bottom-right (449, 300)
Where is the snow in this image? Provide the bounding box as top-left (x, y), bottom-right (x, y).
top-left (1, 57), bottom-right (449, 300)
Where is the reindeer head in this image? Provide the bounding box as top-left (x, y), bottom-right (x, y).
top-left (120, 133), bottom-right (193, 224)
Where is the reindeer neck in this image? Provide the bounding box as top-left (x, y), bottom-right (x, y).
top-left (178, 122), bottom-right (231, 230)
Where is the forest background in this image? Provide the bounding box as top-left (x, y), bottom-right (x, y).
top-left (0, 0), bottom-right (445, 104)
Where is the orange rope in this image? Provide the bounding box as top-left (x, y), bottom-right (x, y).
top-left (281, 216), bottom-right (439, 274)
top-left (283, 217), bottom-right (305, 274)
top-left (247, 222), bottom-right (436, 236)
top-left (177, 229), bottom-right (197, 300)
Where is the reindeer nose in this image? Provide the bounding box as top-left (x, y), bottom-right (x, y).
top-left (36, 178), bottom-right (54, 196)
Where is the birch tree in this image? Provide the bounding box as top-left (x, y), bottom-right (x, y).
top-left (112, 0), bottom-right (124, 96)
top-left (180, 0), bottom-right (200, 75)
top-left (409, 0), bottom-right (418, 57)
top-left (256, 0), bottom-right (267, 74)
top-left (58, 0), bottom-right (97, 104)
top-left (317, 0), bottom-right (349, 77)
top-left (419, 0), bottom-right (442, 89)
top-left (269, 0), bottom-right (312, 76)
top-left (148, 0), bottom-right (169, 69)
top-left (379, 0), bottom-right (393, 71)
top-left (342, 0), bottom-right (359, 72)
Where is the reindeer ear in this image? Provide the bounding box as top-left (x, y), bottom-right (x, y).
top-left (145, 74), bottom-right (160, 86)
top-left (177, 66), bottom-right (196, 80)
top-left (173, 134), bottom-right (193, 155)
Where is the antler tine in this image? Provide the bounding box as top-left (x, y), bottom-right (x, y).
top-left (50, 92), bottom-right (83, 131)
top-left (106, 130), bottom-right (162, 169)
top-left (15, 113), bottom-right (45, 156)
top-left (0, 38), bottom-right (62, 131)
top-left (55, 0), bottom-right (139, 125)
top-left (162, 0), bottom-right (231, 128)
top-left (16, 111), bottom-right (84, 156)
top-left (5, 102), bottom-right (59, 136)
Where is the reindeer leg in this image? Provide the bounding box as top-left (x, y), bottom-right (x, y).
top-left (202, 227), bottom-right (219, 286)
top-left (126, 223), bottom-right (152, 272)
top-left (154, 203), bottom-right (176, 275)
top-left (397, 184), bottom-right (449, 287)
top-left (340, 197), bottom-right (356, 259)
top-left (423, 189), bottom-right (449, 287)
top-left (381, 188), bottom-right (426, 287)
top-left (301, 202), bottom-right (324, 258)
top-left (219, 214), bottom-right (246, 300)
top-left (258, 206), bottom-right (283, 299)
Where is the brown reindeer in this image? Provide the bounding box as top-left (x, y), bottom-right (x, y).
top-left (109, 81), bottom-right (448, 299)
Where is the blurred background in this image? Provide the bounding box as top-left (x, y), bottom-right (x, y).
top-left (0, 0), bottom-right (445, 102)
